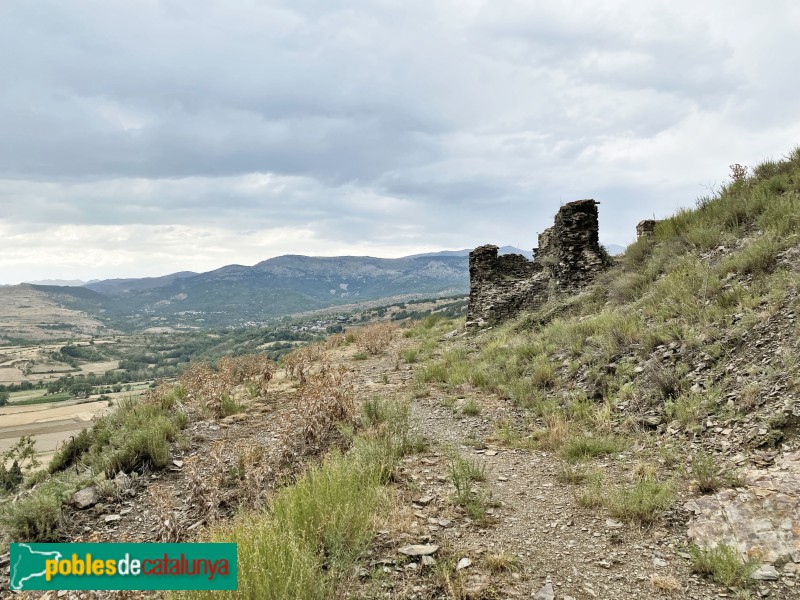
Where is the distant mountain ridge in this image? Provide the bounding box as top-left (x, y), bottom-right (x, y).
top-left (5, 244), bottom-right (626, 335)
top-left (24, 278), bottom-right (101, 287)
top-left (44, 253), bottom-right (472, 330)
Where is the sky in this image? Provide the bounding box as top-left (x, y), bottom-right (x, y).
top-left (2, 0), bottom-right (800, 284)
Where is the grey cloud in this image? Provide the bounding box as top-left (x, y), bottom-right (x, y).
top-left (1, 0), bottom-right (800, 282)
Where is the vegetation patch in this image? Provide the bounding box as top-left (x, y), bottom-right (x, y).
top-left (688, 543), bottom-right (757, 588)
top-left (604, 477), bottom-right (674, 524)
top-left (174, 398), bottom-right (412, 600)
top-left (559, 434), bottom-right (630, 462)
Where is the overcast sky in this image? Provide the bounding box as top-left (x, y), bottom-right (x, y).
top-left (2, 0), bottom-right (800, 284)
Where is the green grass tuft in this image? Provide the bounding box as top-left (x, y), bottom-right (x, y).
top-left (688, 543), bottom-right (757, 588)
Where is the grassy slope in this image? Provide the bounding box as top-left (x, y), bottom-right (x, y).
top-left (420, 148), bottom-right (800, 428)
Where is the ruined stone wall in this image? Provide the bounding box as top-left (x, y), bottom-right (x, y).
top-left (467, 199), bottom-right (608, 327)
top-left (467, 245), bottom-right (549, 325)
top-left (636, 219), bottom-right (659, 238)
top-left (548, 199), bottom-right (608, 291)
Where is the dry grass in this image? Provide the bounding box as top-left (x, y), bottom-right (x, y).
top-left (181, 354), bottom-right (275, 418)
top-left (534, 414), bottom-right (572, 450)
top-left (651, 574), bottom-right (681, 593)
top-left (353, 322), bottom-right (397, 355)
top-left (485, 552), bottom-right (519, 573)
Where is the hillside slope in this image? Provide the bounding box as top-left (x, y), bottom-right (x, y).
top-left (0, 285), bottom-right (112, 342)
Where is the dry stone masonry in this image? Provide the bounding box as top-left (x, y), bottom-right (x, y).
top-left (467, 199), bottom-right (610, 328)
top-left (636, 219), bottom-right (659, 238)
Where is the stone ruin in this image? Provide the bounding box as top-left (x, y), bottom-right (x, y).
top-left (466, 199), bottom-right (610, 328)
top-left (636, 219), bottom-right (659, 238)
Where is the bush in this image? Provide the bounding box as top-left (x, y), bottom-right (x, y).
top-left (691, 453), bottom-right (728, 494)
top-left (1, 479), bottom-right (70, 541)
top-left (688, 543), bottom-right (756, 588)
top-left (719, 233), bottom-right (783, 276)
top-left (461, 398), bottom-right (481, 416)
top-left (399, 348), bottom-right (419, 363)
top-left (49, 429), bottom-right (94, 473)
top-left (182, 354), bottom-right (274, 416)
top-left (354, 322), bottom-right (396, 355)
top-left (448, 455), bottom-right (489, 521)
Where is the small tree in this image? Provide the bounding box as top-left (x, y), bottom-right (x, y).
top-left (1, 436), bottom-right (40, 493)
top-left (0, 390), bottom-right (9, 406)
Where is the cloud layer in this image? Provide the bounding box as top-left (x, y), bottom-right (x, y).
top-left (2, 0), bottom-right (800, 282)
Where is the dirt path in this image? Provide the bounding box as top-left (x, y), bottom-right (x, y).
top-left (400, 394), bottom-right (700, 599)
top-left (350, 335), bottom-right (798, 599)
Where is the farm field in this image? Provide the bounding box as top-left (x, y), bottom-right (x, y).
top-left (0, 398), bottom-right (111, 463)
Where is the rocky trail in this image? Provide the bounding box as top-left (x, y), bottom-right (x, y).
top-left (348, 335), bottom-right (800, 600)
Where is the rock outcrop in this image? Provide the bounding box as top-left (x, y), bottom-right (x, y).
top-left (467, 199), bottom-right (609, 327)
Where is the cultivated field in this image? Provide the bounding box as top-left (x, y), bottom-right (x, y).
top-left (0, 399), bottom-right (111, 464)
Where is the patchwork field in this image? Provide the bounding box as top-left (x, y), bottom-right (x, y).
top-left (0, 399), bottom-right (111, 464)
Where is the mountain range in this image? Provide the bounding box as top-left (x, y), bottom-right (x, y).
top-left (2, 244), bottom-right (625, 337)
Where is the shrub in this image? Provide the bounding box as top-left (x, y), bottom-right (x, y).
top-left (665, 390), bottom-right (711, 429)
top-left (556, 462), bottom-right (588, 484)
top-left (719, 233), bottom-right (783, 276)
top-left (1, 479), bottom-right (70, 542)
top-left (448, 455), bottom-right (489, 521)
top-left (182, 355), bottom-right (274, 417)
top-left (646, 363), bottom-right (687, 401)
top-left (461, 398), bottom-right (481, 416)
top-left (399, 348), bottom-right (419, 363)
top-left (281, 345), bottom-right (323, 383)
top-left (416, 363), bottom-right (449, 383)
top-left (354, 322), bottom-right (396, 355)
top-left (690, 453), bottom-right (728, 494)
top-left (574, 471), bottom-right (605, 508)
top-left (219, 396), bottom-right (245, 418)
top-left (295, 368), bottom-right (356, 450)
top-left (688, 544), bottom-right (756, 588)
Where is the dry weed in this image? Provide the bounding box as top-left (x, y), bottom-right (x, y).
top-left (651, 574), bottom-right (682, 593)
top-left (281, 344), bottom-right (325, 383)
top-left (535, 414), bottom-right (571, 450)
top-left (180, 354), bottom-right (274, 417)
top-left (354, 322), bottom-right (397, 355)
top-left (325, 333), bottom-right (346, 349)
top-left (150, 484), bottom-right (182, 543)
top-left (294, 367), bottom-right (356, 450)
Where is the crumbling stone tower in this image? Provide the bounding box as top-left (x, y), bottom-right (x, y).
top-left (467, 199), bottom-right (608, 327)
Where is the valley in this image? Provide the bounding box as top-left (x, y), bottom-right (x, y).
top-left (0, 295), bottom-right (467, 469)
